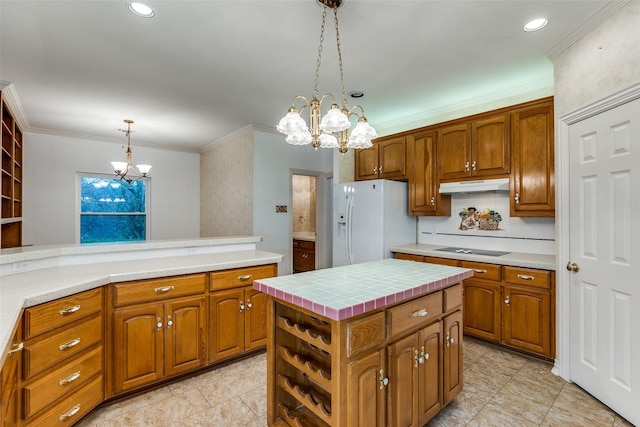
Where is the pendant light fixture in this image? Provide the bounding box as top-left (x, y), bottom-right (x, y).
top-left (277, 0), bottom-right (377, 154)
top-left (111, 119), bottom-right (151, 183)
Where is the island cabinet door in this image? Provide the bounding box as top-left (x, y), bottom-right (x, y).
top-left (209, 289), bottom-right (245, 362)
top-left (164, 296), bottom-right (207, 377)
top-left (113, 304), bottom-right (164, 393)
top-left (387, 334), bottom-right (419, 427)
top-left (346, 348), bottom-right (386, 427)
top-left (244, 288), bottom-right (268, 351)
top-left (443, 310), bottom-right (463, 405)
top-left (418, 321), bottom-right (442, 425)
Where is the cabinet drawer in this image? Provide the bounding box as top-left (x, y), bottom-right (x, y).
top-left (293, 240), bottom-right (315, 251)
top-left (460, 261), bottom-right (501, 281)
top-left (444, 284), bottom-right (463, 312)
top-left (504, 267), bottom-right (550, 289)
top-left (347, 311), bottom-right (385, 358)
top-left (388, 292), bottom-right (442, 339)
top-left (394, 253), bottom-right (425, 262)
top-left (26, 374), bottom-right (103, 427)
top-left (23, 346), bottom-right (102, 419)
top-left (210, 264), bottom-right (277, 291)
top-left (23, 315), bottom-right (102, 379)
top-left (425, 257), bottom-right (459, 267)
top-left (24, 288), bottom-right (103, 339)
top-left (114, 273), bottom-right (206, 307)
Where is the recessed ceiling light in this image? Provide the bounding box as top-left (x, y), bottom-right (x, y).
top-left (523, 18), bottom-right (548, 32)
top-left (349, 91), bottom-right (364, 98)
top-left (128, 2), bottom-right (155, 18)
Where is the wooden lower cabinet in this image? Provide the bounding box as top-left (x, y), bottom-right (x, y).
top-left (112, 295), bottom-right (207, 394)
top-left (1, 321), bottom-right (22, 427)
top-left (503, 285), bottom-right (552, 356)
top-left (462, 279), bottom-right (501, 342)
top-left (293, 239), bottom-right (315, 273)
top-left (346, 349), bottom-right (386, 427)
top-left (269, 284), bottom-right (463, 426)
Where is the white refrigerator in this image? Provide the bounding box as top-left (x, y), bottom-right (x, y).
top-left (333, 179), bottom-right (416, 266)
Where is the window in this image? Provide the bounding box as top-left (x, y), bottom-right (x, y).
top-left (79, 175), bottom-right (149, 244)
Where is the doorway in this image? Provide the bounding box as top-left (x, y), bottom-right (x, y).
top-left (290, 171), bottom-right (331, 274)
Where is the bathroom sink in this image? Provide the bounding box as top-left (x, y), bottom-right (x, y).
top-left (434, 247), bottom-right (511, 257)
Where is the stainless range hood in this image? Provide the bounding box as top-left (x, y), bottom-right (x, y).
top-left (439, 178), bottom-right (510, 194)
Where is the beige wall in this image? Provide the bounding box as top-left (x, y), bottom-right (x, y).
top-left (553, 1), bottom-right (640, 117)
top-left (200, 127), bottom-right (254, 236)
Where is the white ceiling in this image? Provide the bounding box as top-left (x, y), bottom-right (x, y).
top-left (0, 0), bottom-right (625, 152)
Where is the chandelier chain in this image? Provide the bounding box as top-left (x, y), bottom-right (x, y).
top-left (333, 7), bottom-right (347, 108)
top-left (313, 6), bottom-right (328, 99)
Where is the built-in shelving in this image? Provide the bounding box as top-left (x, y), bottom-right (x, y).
top-left (1, 91), bottom-right (23, 248)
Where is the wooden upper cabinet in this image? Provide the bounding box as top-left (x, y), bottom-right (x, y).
top-left (437, 123), bottom-right (471, 181)
top-left (437, 114), bottom-right (511, 181)
top-left (355, 135), bottom-right (407, 181)
top-left (408, 131), bottom-right (450, 216)
top-left (511, 100), bottom-right (555, 216)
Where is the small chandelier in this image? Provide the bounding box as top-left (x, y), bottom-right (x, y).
top-left (276, 0), bottom-right (377, 154)
top-left (111, 119), bottom-right (151, 183)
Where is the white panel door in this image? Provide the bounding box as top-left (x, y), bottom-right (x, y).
top-left (569, 97), bottom-right (640, 426)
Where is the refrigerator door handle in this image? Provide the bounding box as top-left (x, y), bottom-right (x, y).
top-left (346, 193), bottom-right (353, 265)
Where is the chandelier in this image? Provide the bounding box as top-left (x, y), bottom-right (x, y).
top-left (111, 119), bottom-right (151, 183)
top-left (276, 0), bottom-right (377, 154)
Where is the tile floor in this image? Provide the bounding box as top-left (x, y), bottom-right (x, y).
top-left (78, 338), bottom-right (634, 427)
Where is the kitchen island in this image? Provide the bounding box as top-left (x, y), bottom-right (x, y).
top-left (254, 258), bottom-right (474, 427)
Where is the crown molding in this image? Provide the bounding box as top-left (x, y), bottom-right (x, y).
top-left (0, 81), bottom-right (30, 130)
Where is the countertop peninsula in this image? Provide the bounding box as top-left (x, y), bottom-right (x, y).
top-left (0, 237), bottom-right (283, 368)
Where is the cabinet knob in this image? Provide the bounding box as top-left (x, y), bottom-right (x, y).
top-left (414, 349), bottom-right (425, 367)
top-left (379, 369), bottom-right (389, 389)
top-left (514, 192), bottom-right (520, 204)
top-left (240, 302), bottom-right (245, 312)
top-left (566, 262), bottom-right (580, 272)
top-left (157, 317), bottom-right (163, 330)
top-left (379, 166), bottom-right (383, 174)
top-left (167, 314), bottom-right (173, 329)
top-left (446, 332), bottom-right (454, 347)
top-left (465, 161), bottom-right (470, 172)
top-left (504, 296), bottom-right (510, 306)
top-left (430, 196), bottom-right (435, 206)
top-left (246, 300), bottom-right (253, 311)
top-left (373, 167), bottom-right (377, 174)
top-left (471, 161), bottom-right (477, 171)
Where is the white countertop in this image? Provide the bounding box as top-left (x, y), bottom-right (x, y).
top-left (390, 243), bottom-right (556, 270)
top-left (0, 237), bottom-right (283, 368)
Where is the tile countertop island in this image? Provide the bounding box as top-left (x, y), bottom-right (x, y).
top-left (391, 243), bottom-right (556, 270)
top-left (0, 236), bottom-right (283, 368)
top-left (254, 258), bottom-right (474, 426)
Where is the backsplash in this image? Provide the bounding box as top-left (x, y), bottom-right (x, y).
top-left (417, 192), bottom-right (555, 255)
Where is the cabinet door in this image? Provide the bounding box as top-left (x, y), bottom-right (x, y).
top-left (438, 123), bottom-right (471, 181)
top-left (113, 304), bottom-right (163, 393)
top-left (387, 334), bottom-right (419, 427)
top-left (347, 349), bottom-right (386, 427)
top-left (472, 114), bottom-right (511, 177)
top-left (503, 285), bottom-right (552, 357)
top-left (355, 143), bottom-right (380, 181)
top-left (443, 310), bottom-right (463, 405)
top-left (1, 322), bottom-right (22, 427)
top-left (209, 289), bottom-right (245, 362)
top-left (462, 279), bottom-right (501, 342)
top-left (511, 102), bottom-right (554, 216)
top-left (244, 288), bottom-right (268, 351)
top-left (378, 136), bottom-right (407, 180)
top-left (418, 321), bottom-right (442, 425)
top-left (409, 131), bottom-right (451, 216)
top-left (164, 296), bottom-right (207, 377)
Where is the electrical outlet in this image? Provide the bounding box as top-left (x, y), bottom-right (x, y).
top-left (11, 261), bottom-right (31, 272)
top-left (275, 205), bottom-right (288, 213)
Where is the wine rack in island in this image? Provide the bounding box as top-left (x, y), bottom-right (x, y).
top-left (267, 283), bottom-right (465, 427)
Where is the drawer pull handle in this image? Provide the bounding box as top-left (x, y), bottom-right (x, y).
top-left (154, 286), bottom-right (175, 293)
top-left (412, 308), bottom-right (428, 318)
top-left (59, 305), bottom-right (81, 315)
top-left (517, 274), bottom-right (534, 280)
top-left (8, 342), bottom-right (23, 355)
top-left (474, 269), bottom-right (487, 274)
top-left (238, 274), bottom-right (253, 281)
top-left (59, 338), bottom-right (81, 351)
top-left (59, 371), bottom-right (81, 386)
top-left (59, 404), bottom-right (81, 421)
